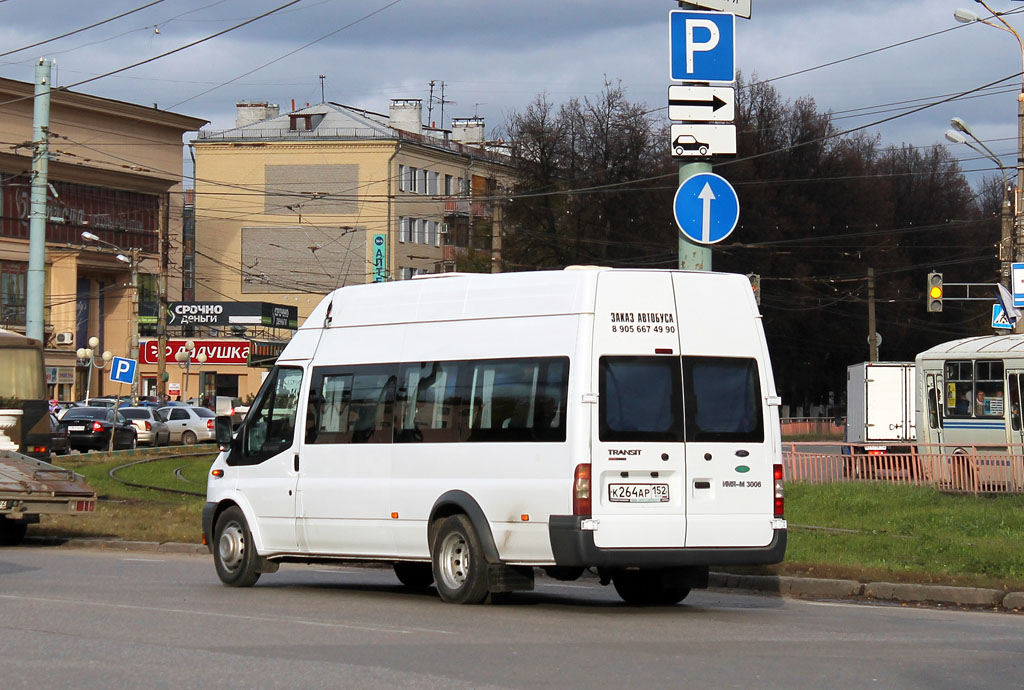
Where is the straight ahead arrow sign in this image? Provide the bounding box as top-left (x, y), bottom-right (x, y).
top-left (667, 85), bottom-right (735, 122)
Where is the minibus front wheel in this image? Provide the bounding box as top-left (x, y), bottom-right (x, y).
top-left (431, 514), bottom-right (489, 604)
top-left (213, 505), bottom-right (261, 587)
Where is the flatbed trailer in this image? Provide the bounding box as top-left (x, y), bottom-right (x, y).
top-left (0, 450), bottom-right (96, 545)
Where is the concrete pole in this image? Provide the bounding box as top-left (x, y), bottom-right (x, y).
top-left (157, 194), bottom-right (169, 402)
top-left (129, 248), bottom-right (140, 402)
top-left (25, 58), bottom-right (51, 342)
top-left (867, 267), bottom-right (878, 362)
top-left (678, 161), bottom-right (712, 270)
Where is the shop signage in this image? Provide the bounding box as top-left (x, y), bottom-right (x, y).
top-left (141, 339), bottom-right (252, 365)
top-left (165, 301), bottom-right (298, 329)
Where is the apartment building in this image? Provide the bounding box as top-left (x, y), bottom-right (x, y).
top-left (188, 98), bottom-right (515, 399)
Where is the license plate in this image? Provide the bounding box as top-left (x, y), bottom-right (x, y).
top-left (68, 425), bottom-right (86, 432)
top-left (608, 483), bottom-right (669, 503)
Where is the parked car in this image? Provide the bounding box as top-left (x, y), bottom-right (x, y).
top-left (49, 413), bottom-right (69, 455)
top-left (85, 397), bottom-right (119, 408)
top-left (157, 406), bottom-right (216, 445)
top-left (57, 406), bottom-right (137, 451)
top-left (119, 406), bottom-right (171, 447)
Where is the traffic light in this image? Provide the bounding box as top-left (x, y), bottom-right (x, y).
top-left (927, 272), bottom-right (943, 312)
top-left (747, 273), bottom-right (761, 305)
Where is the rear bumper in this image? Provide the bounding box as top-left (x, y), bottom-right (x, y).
top-left (548, 515), bottom-right (787, 568)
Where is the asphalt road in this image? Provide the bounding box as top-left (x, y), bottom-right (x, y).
top-left (1, 548), bottom-right (1022, 689)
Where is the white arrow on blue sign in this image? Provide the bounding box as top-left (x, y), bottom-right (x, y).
top-left (109, 356), bottom-right (137, 385)
top-left (669, 10), bottom-right (735, 83)
top-left (673, 172), bottom-right (739, 245)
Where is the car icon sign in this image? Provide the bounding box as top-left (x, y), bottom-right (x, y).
top-left (673, 134), bottom-right (710, 157)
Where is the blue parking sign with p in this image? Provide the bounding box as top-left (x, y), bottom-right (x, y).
top-left (110, 356), bottom-right (137, 385)
top-left (669, 10), bottom-right (735, 83)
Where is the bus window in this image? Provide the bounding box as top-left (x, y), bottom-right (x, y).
top-left (944, 361), bottom-right (972, 418)
top-left (926, 374), bottom-right (941, 429)
top-left (975, 360), bottom-right (1004, 417)
top-left (682, 356), bottom-right (764, 443)
top-left (1010, 374), bottom-right (1023, 431)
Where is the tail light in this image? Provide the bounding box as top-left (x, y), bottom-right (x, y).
top-left (573, 463), bottom-right (591, 516)
top-left (145, 421), bottom-right (152, 431)
top-left (92, 421), bottom-right (104, 433)
top-left (229, 408), bottom-right (235, 416)
top-left (207, 419), bottom-right (215, 430)
top-left (773, 463), bottom-right (785, 517)
top-left (73, 500), bottom-right (95, 512)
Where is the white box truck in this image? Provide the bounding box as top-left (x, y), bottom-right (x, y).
top-left (845, 362), bottom-right (916, 477)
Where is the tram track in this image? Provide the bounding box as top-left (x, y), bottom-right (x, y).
top-left (107, 452), bottom-right (214, 498)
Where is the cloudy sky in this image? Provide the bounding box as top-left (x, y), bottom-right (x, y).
top-left (0, 0), bottom-right (1020, 186)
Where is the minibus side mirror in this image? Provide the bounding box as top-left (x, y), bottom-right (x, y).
top-left (215, 415), bottom-right (234, 451)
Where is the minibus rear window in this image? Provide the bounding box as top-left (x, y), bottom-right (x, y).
top-left (682, 356), bottom-right (763, 442)
top-left (599, 356), bottom-right (684, 442)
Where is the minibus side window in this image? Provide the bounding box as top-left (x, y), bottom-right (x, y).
top-left (599, 356), bottom-right (683, 442)
top-left (396, 361), bottom-right (459, 443)
top-left (306, 365), bottom-right (396, 444)
top-left (236, 366), bottom-right (302, 466)
top-left (681, 356), bottom-right (763, 443)
top-left (462, 357), bottom-right (568, 443)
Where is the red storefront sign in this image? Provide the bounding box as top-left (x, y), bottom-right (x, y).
top-left (141, 340), bottom-right (252, 365)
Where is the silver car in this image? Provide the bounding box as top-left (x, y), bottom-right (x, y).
top-left (157, 406), bottom-right (216, 445)
top-left (120, 406), bottom-right (171, 447)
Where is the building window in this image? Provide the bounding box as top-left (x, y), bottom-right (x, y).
top-left (444, 174), bottom-right (453, 196)
top-left (399, 216), bottom-right (410, 243)
top-left (417, 169), bottom-right (428, 195)
top-left (428, 171), bottom-right (440, 196)
top-left (398, 165), bottom-right (407, 192)
top-left (0, 260), bottom-right (27, 326)
top-left (414, 218), bottom-right (425, 244)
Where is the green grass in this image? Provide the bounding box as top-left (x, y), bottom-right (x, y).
top-left (28, 458), bottom-right (1024, 590)
top-left (774, 482), bottom-right (1024, 589)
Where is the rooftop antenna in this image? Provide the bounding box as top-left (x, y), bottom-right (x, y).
top-left (319, 74), bottom-right (326, 103)
top-left (438, 81), bottom-right (455, 130)
top-left (427, 80), bottom-right (436, 126)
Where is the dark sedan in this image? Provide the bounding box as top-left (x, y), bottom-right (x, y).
top-left (49, 413), bottom-right (69, 455)
top-left (58, 407), bottom-right (137, 452)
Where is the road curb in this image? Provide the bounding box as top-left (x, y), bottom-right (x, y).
top-left (23, 536), bottom-right (1024, 610)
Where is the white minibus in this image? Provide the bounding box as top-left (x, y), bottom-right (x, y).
top-left (203, 268), bottom-right (787, 604)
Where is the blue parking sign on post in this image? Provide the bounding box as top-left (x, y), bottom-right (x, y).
top-left (109, 356), bottom-right (137, 385)
top-left (669, 10), bottom-right (735, 82)
top-left (673, 172), bottom-right (739, 245)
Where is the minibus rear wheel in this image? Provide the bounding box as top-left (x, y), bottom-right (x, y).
top-left (612, 568), bottom-right (690, 606)
top-left (431, 514), bottom-right (489, 604)
top-left (213, 505), bottom-right (261, 587)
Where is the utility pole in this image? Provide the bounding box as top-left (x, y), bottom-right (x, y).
top-left (867, 267), bottom-right (878, 362)
top-left (129, 247), bottom-right (140, 402)
top-left (26, 58), bottom-right (51, 342)
top-left (156, 193), bottom-right (169, 402)
top-left (319, 74), bottom-right (326, 103)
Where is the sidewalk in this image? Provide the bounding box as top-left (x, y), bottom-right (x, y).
top-left (26, 535), bottom-right (1024, 612)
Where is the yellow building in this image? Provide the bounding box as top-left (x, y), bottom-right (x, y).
top-left (0, 75), bottom-right (206, 401)
top-left (190, 99), bottom-right (515, 400)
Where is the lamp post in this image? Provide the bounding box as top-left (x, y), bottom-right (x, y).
top-left (81, 231), bottom-right (140, 402)
top-left (955, 2), bottom-right (1024, 269)
top-left (945, 119), bottom-right (1014, 285)
top-left (174, 340), bottom-right (207, 403)
top-left (75, 336), bottom-right (112, 402)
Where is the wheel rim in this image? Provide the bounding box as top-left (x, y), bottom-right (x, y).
top-left (218, 522), bottom-right (245, 572)
top-left (438, 531), bottom-right (470, 590)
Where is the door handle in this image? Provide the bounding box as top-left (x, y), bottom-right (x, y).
top-left (293, 454), bottom-right (300, 472)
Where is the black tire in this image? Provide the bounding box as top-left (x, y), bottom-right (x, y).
top-left (213, 506), bottom-right (261, 587)
top-left (181, 430), bottom-right (198, 445)
top-left (393, 561), bottom-right (435, 588)
top-left (127, 433), bottom-right (137, 450)
top-left (0, 521), bottom-right (28, 546)
top-left (612, 569), bottom-right (690, 606)
top-left (430, 514), bottom-right (490, 604)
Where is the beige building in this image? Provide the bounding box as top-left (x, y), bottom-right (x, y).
top-left (190, 99), bottom-right (515, 400)
top-left (0, 75), bottom-right (206, 401)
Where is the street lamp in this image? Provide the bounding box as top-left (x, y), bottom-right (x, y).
top-left (81, 231), bottom-right (140, 402)
top-left (945, 117), bottom-right (1014, 283)
top-left (954, 2), bottom-right (1024, 267)
top-left (174, 340), bottom-right (207, 403)
top-left (76, 336), bottom-right (112, 402)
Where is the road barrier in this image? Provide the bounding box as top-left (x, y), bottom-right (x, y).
top-left (783, 442), bottom-right (1024, 494)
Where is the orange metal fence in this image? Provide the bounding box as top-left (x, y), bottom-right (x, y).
top-left (783, 442), bottom-right (1024, 494)
top-left (780, 417), bottom-right (844, 439)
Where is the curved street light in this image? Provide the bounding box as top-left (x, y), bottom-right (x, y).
top-left (76, 336), bottom-right (112, 403)
top-left (81, 231), bottom-right (141, 402)
top-left (174, 340), bottom-right (207, 403)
